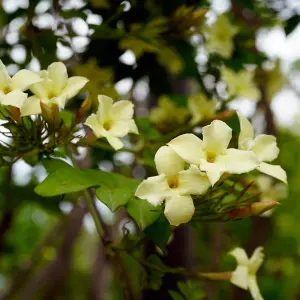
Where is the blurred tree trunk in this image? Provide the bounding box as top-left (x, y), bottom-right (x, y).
top-left (143, 79), bottom-right (194, 300)
top-left (20, 206), bottom-right (86, 300)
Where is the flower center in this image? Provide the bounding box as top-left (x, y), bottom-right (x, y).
top-left (48, 92), bottom-right (57, 99)
top-left (206, 152), bottom-right (216, 163)
top-left (103, 120), bottom-right (112, 131)
top-left (167, 175), bottom-right (179, 189)
top-left (3, 87), bottom-right (11, 94)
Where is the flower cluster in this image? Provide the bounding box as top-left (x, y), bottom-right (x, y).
top-left (0, 60), bottom-right (88, 117)
top-left (135, 114), bottom-right (287, 226)
top-left (150, 94), bottom-right (217, 131)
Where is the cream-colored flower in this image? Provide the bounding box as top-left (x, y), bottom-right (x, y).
top-left (0, 60), bottom-right (41, 109)
top-left (205, 14), bottom-right (239, 58)
top-left (21, 62), bottom-right (88, 116)
top-left (230, 247), bottom-right (264, 300)
top-left (135, 146), bottom-right (210, 226)
top-left (167, 120), bottom-right (259, 186)
top-left (238, 112), bottom-right (287, 183)
top-left (188, 94), bottom-right (217, 125)
top-left (221, 67), bottom-right (260, 101)
top-left (150, 95), bottom-right (189, 132)
top-left (85, 95), bottom-right (138, 150)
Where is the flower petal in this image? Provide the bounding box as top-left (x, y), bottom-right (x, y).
top-left (215, 149), bottom-right (259, 174)
top-left (237, 112), bottom-right (254, 150)
top-left (11, 70), bottom-right (41, 91)
top-left (167, 133), bottom-right (205, 165)
top-left (106, 136), bottom-right (124, 150)
top-left (248, 277), bottom-right (264, 300)
top-left (229, 247), bottom-right (249, 265)
top-left (47, 62), bottom-right (68, 94)
top-left (199, 160), bottom-right (225, 186)
top-left (109, 120), bottom-right (130, 137)
top-left (20, 96), bottom-right (41, 116)
top-left (249, 247), bottom-right (264, 274)
top-left (202, 120), bottom-right (232, 155)
top-left (251, 134), bottom-right (279, 162)
top-left (111, 100), bottom-right (134, 120)
top-left (135, 174), bottom-right (171, 206)
top-left (230, 265), bottom-right (249, 290)
top-left (85, 114), bottom-right (103, 137)
top-left (155, 146), bottom-right (185, 176)
top-left (30, 81), bottom-right (49, 100)
top-left (127, 119), bottom-right (139, 134)
top-left (1, 90), bottom-right (27, 108)
top-left (97, 95), bottom-right (114, 123)
top-left (257, 162), bottom-right (287, 184)
top-left (0, 60), bottom-right (12, 89)
top-left (59, 76), bottom-right (88, 107)
top-left (164, 194), bottom-right (195, 226)
top-left (177, 165), bottom-right (211, 195)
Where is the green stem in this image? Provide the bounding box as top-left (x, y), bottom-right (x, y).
top-left (82, 189), bottom-right (104, 237)
top-left (66, 147), bottom-right (104, 239)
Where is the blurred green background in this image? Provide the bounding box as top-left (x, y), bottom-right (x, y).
top-left (0, 0), bottom-right (300, 299)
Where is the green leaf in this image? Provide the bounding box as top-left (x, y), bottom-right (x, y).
top-left (169, 291), bottom-right (185, 300)
top-left (35, 167), bottom-right (100, 197)
top-left (178, 281), bottom-right (205, 300)
top-left (36, 162), bottom-right (140, 198)
top-left (135, 118), bottom-right (161, 141)
top-left (126, 198), bottom-right (162, 230)
top-left (60, 10), bottom-right (87, 20)
top-left (284, 15), bottom-right (300, 36)
top-left (60, 110), bottom-right (74, 128)
top-left (95, 186), bottom-right (132, 212)
top-left (145, 255), bottom-right (166, 291)
top-left (144, 214), bottom-right (171, 249)
top-left (41, 158), bottom-right (71, 174)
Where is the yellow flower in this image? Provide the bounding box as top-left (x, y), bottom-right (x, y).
top-left (188, 94), bottom-right (217, 125)
top-left (168, 120), bottom-right (259, 186)
top-left (150, 95), bottom-right (189, 132)
top-left (205, 14), bottom-right (238, 58)
top-left (0, 60), bottom-right (41, 110)
top-left (21, 62), bottom-right (88, 116)
top-left (230, 247), bottom-right (264, 300)
top-left (238, 112), bottom-right (287, 183)
top-left (135, 146), bottom-right (210, 226)
top-left (221, 67), bottom-right (260, 101)
top-left (85, 95), bottom-right (138, 150)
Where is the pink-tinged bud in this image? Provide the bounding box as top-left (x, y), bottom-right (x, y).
top-left (41, 102), bottom-right (61, 128)
top-left (76, 95), bottom-right (92, 123)
top-left (7, 106), bottom-right (21, 121)
top-left (199, 272), bottom-right (232, 281)
top-left (226, 201), bottom-right (279, 220)
top-left (213, 110), bottom-right (235, 121)
top-left (251, 201), bottom-right (280, 216)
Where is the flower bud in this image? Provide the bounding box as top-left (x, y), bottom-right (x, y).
top-left (41, 102), bottom-right (61, 129)
top-left (226, 201), bottom-right (279, 220)
top-left (7, 106), bottom-right (21, 121)
top-left (199, 272), bottom-right (232, 281)
top-left (76, 94), bottom-right (92, 123)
